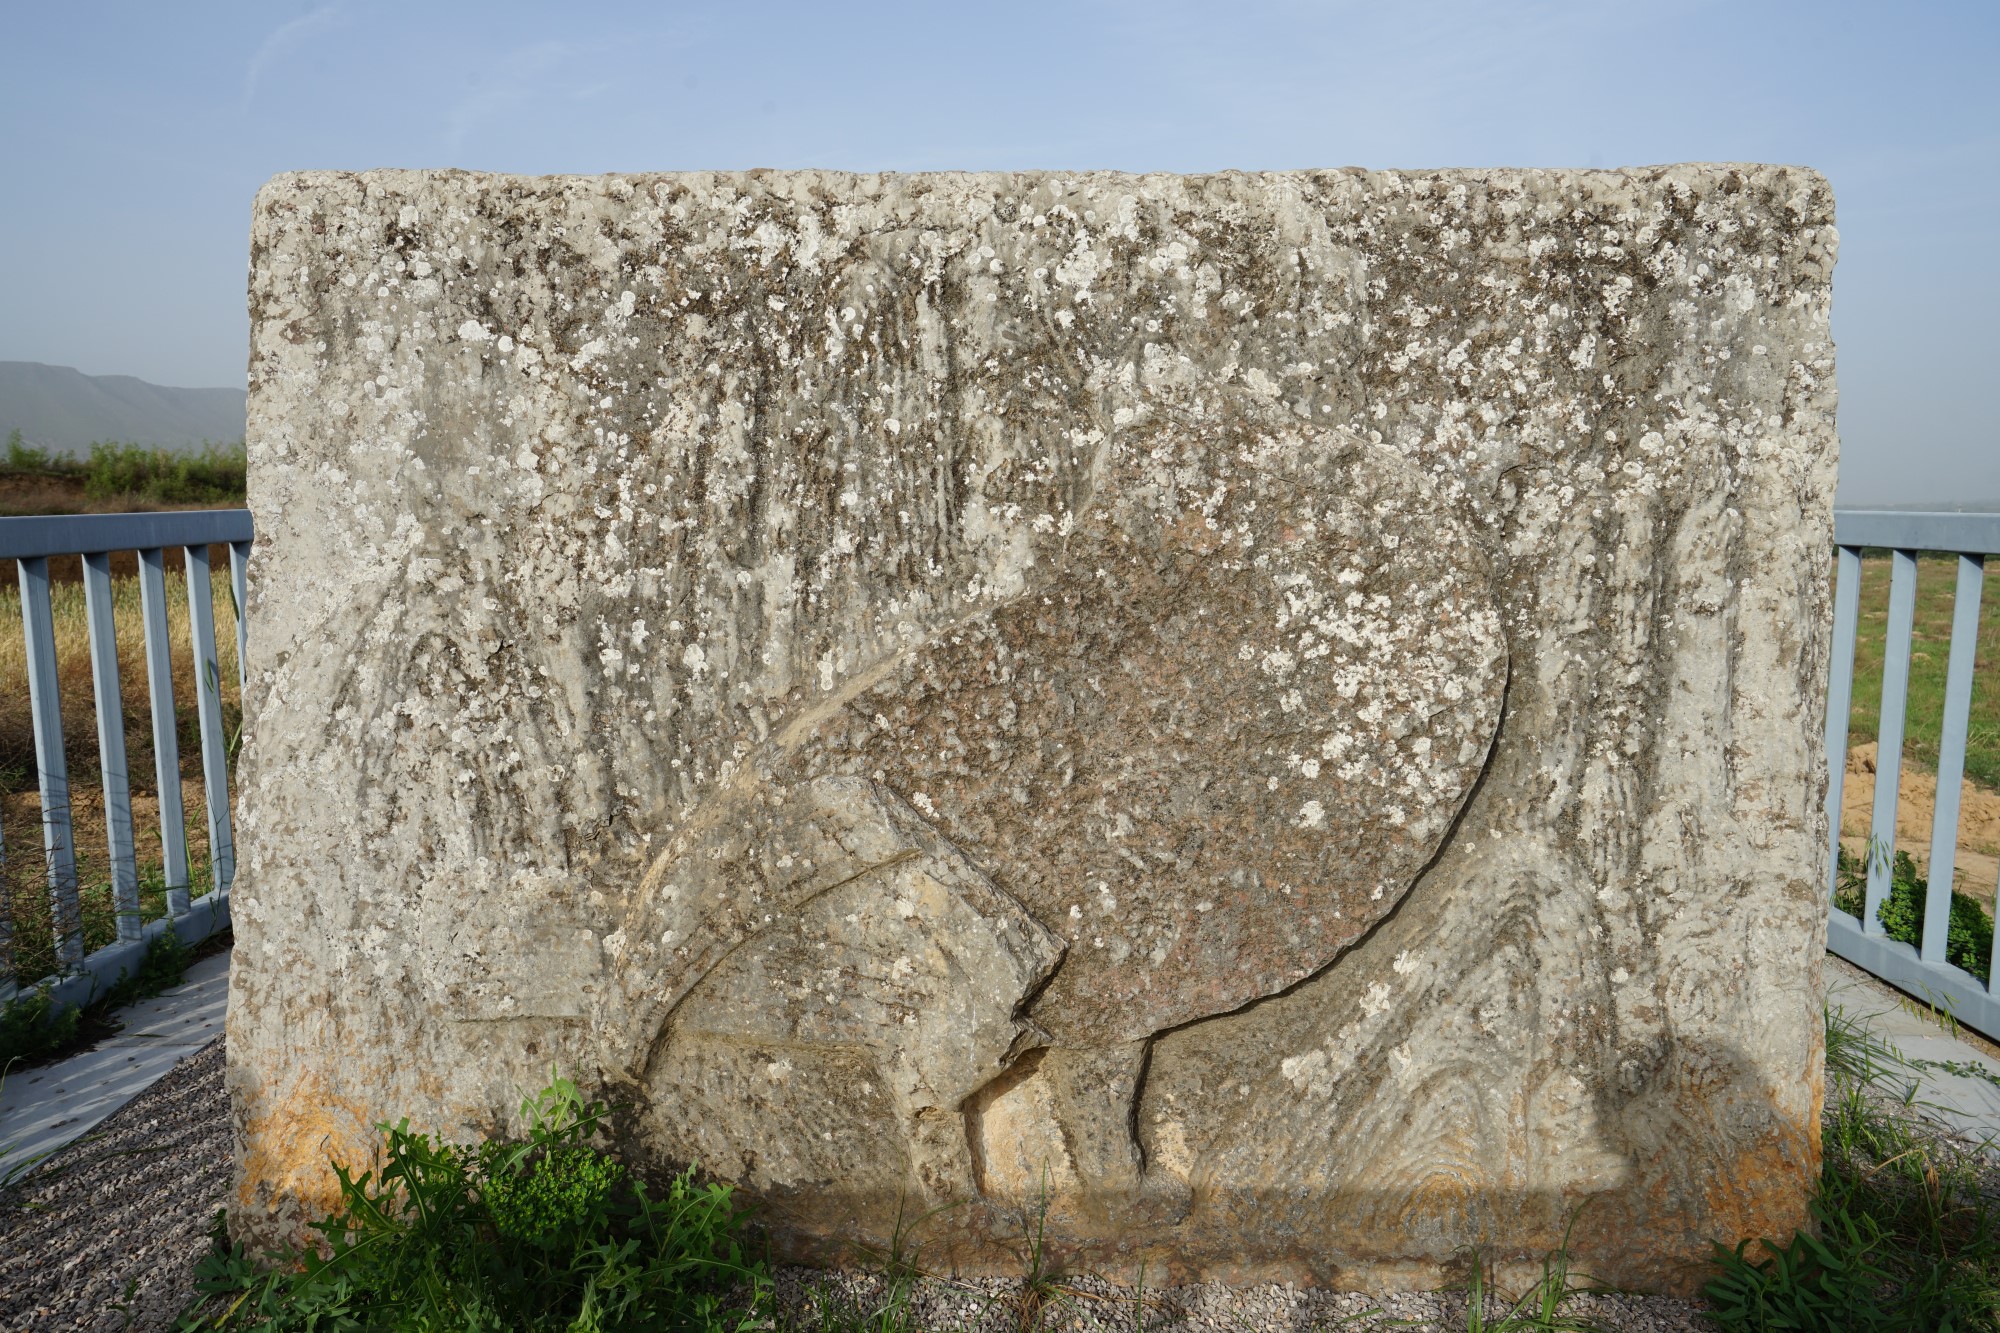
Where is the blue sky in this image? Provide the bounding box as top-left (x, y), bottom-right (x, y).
top-left (2, 0), bottom-right (1995, 503)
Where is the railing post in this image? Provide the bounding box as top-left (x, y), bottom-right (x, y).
top-left (82, 550), bottom-right (141, 943)
top-left (0, 799), bottom-right (12, 998)
top-left (1812, 513), bottom-right (2000, 1030)
top-left (1824, 546), bottom-right (1862, 907)
top-left (1863, 550), bottom-right (1920, 934)
top-left (185, 544), bottom-right (235, 896)
top-left (137, 546), bottom-right (190, 914)
top-left (229, 539), bottom-right (250, 698)
top-left (17, 554), bottom-right (83, 972)
top-left (1922, 554), bottom-right (1984, 966)
top-left (0, 509), bottom-right (250, 996)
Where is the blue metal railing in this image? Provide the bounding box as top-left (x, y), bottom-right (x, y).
top-left (1826, 510), bottom-right (2000, 1036)
top-left (0, 509), bottom-right (250, 1007)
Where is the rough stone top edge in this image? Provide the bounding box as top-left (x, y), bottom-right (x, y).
top-left (251, 162), bottom-right (1833, 208)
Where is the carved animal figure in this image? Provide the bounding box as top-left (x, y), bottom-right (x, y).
top-left (601, 404), bottom-right (1507, 1227)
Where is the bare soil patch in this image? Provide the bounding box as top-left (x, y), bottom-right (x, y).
top-left (1841, 741), bottom-right (2000, 899)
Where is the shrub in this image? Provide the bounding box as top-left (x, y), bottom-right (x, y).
top-left (1707, 1200), bottom-right (1897, 1332)
top-left (81, 441), bottom-right (245, 506)
top-left (1833, 844), bottom-right (1994, 978)
top-left (183, 1070), bottom-right (770, 1332)
top-left (0, 983), bottom-right (81, 1067)
top-left (5, 427), bottom-right (54, 472)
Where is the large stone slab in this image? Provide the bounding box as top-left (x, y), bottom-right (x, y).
top-left (231, 166), bottom-right (1837, 1293)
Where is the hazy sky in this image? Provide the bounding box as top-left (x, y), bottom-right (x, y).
top-left (3, 0), bottom-right (1995, 504)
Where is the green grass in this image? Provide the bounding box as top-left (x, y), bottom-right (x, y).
top-left (1453, 1217), bottom-right (1610, 1332)
top-left (1845, 552), bottom-right (2000, 791)
top-left (4, 841), bottom-right (226, 995)
top-left (798, 1203), bottom-right (929, 1333)
top-left (1706, 1007), bottom-right (2000, 1330)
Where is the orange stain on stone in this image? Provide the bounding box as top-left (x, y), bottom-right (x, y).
top-left (236, 1072), bottom-right (380, 1225)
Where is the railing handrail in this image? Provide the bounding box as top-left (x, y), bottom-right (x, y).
top-left (1834, 509), bottom-right (2000, 556)
top-left (0, 508), bottom-right (252, 562)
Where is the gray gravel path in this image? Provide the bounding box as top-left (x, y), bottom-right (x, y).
top-left (0, 1039), bottom-right (229, 1333)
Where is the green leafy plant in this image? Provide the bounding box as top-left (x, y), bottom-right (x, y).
top-left (0, 433), bottom-right (246, 505)
top-left (80, 440), bottom-right (246, 506)
top-left (181, 1068), bottom-right (770, 1332)
top-left (96, 926), bottom-right (194, 1011)
top-left (5, 427), bottom-right (53, 472)
top-left (1833, 844), bottom-right (1994, 978)
top-left (1706, 1200), bottom-right (1899, 1332)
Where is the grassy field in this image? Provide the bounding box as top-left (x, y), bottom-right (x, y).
top-left (1845, 552), bottom-right (2000, 790)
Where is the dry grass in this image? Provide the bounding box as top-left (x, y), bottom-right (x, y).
top-left (0, 567), bottom-right (241, 988)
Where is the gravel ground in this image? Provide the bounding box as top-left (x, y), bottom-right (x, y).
top-left (768, 1265), bottom-right (1715, 1333)
top-left (0, 1039), bottom-right (1713, 1331)
top-left (0, 1039), bottom-right (230, 1333)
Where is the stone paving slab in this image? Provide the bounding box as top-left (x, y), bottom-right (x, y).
top-left (0, 948), bottom-right (231, 1178)
top-left (1826, 954), bottom-right (2000, 1141)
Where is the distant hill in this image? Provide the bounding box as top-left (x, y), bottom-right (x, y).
top-left (0, 361), bottom-right (244, 457)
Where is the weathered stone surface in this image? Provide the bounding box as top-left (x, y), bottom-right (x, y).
top-left (232, 166), bottom-right (1837, 1293)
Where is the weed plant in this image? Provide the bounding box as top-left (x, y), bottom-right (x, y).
top-left (0, 927), bottom-right (194, 1068)
top-left (1705, 1006), bottom-right (2000, 1330)
top-left (3, 841), bottom-right (223, 996)
top-left (1455, 1217), bottom-right (1610, 1332)
top-left (182, 1070), bottom-right (772, 1333)
top-left (0, 983), bottom-right (79, 1066)
top-left (1833, 843), bottom-right (1995, 978)
top-left (801, 1201), bottom-right (933, 1333)
top-left (994, 1178), bottom-right (1074, 1333)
